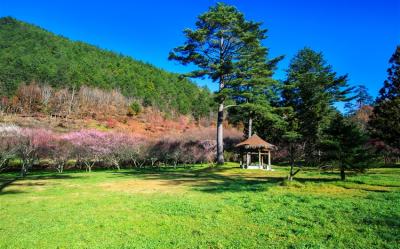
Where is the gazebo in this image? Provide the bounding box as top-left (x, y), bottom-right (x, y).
top-left (236, 134), bottom-right (277, 170)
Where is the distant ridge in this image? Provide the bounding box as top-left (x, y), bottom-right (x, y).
top-left (0, 16), bottom-right (213, 116)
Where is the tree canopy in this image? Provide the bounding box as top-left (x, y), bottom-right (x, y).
top-left (282, 48), bottom-right (353, 165)
top-left (169, 3), bottom-right (271, 164)
top-left (321, 113), bottom-right (370, 180)
top-left (369, 46), bottom-right (400, 149)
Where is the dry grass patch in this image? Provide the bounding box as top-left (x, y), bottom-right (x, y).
top-left (3, 179), bottom-right (51, 192)
top-left (99, 179), bottom-right (190, 194)
top-left (275, 183), bottom-right (367, 197)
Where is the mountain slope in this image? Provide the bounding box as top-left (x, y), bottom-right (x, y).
top-left (0, 16), bottom-right (213, 116)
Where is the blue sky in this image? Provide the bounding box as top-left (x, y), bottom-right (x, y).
top-left (1, 0), bottom-right (399, 98)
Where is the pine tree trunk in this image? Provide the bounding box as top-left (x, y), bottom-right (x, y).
top-left (216, 102), bottom-right (224, 165)
top-left (248, 117), bottom-right (252, 138)
top-left (216, 36), bottom-right (225, 166)
top-left (288, 156), bottom-right (294, 181)
top-left (288, 145), bottom-right (300, 181)
top-left (340, 167), bottom-right (346, 180)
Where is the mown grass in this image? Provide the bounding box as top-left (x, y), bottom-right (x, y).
top-left (0, 164), bottom-right (399, 249)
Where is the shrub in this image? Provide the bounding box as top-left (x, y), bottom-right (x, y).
top-left (128, 102), bottom-right (142, 116)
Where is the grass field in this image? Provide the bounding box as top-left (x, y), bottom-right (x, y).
top-left (0, 164), bottom-right (399, 249)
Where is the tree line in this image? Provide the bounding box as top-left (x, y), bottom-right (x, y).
top-left (170, 3), bottom-right (400, 180)
top-left (0, 124), bottom-right (242, 176)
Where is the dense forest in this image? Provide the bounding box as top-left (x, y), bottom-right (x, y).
top-left (0, 17), bottom-right (213, 117)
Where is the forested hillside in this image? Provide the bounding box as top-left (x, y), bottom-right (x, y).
top-left (0, 17), bottom-right (213, 116)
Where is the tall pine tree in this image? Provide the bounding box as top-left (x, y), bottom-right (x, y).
top-left (228, 45), bottom-right (283, 138)
top-left (369, 46), bottom-right (400, 149)
top-left (282, 48), bottom-right (353, 165)
top-left (169, 3), bottom-right (270, 164)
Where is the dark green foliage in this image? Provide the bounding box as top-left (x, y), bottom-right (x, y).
top-left (128, 102), bottom-right (142, 116)
top-left (0, 16), bottom-right (213, 117)
top-left (376, 46), bottom-right (400, 101)
top-left (169, 3), bottom-right (270, 163)
top-left (192, 86), bottom-right (215, 120)
top-left (344, 84), bottom-right (373, 114)
top-left (369, 46), bottom-right (400, 149)
top-left (168, 3), bottom-right (267, 88)
top-left (281, 107), bottom-right (304, 180)
top-left (228, 41), bottom-right (285, 140)
top-left (282, 48), bottom-right (353, 165)
top-left (321, 113), bottom-right (370, 180)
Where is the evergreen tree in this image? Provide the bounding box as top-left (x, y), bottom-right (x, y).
top-left (369, 46), bottom-right (400, 149)
top-left (344, 85), bottom-right (374, 131)
top-left (169, 3), bottom-right (269, 164)
top-left (321, 113), bottom-right (370, 180)
top-left (281, 107), bottom-right (304, 181)
top-left (228, 45), bottom-right (283, 139)
top-left (344, 84), bottom-right (373, 114)
top-left (282, 48), bottom-right (353, 165)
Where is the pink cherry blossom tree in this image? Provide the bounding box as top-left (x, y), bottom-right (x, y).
top-left (50, 137), bottom-right (73, 173)
top-left (62, 130), bottom-right (110, 172)
top-left (18, 128), bottom-right (55, 176)
top-left (101, 132), bottom-right (145, 170)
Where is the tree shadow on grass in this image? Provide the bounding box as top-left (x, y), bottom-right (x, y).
top-left (361, 214), bottom-right (400, 243)
top-left (0, 173), bottom-right (82, 196)
top-left (112, 166), bottom-right (342, 193)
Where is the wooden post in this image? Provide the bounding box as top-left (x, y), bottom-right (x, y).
top-left (239, 152), bottom-right (243, 168)
top-left (261, 154), bottom-right (264, 169)
top-left (268, 150), bottom-right (271, 170)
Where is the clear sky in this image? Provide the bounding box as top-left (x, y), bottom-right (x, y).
top-left (1, 0), bottom-right (399, 98)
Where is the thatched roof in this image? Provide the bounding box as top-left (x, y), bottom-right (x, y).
top-left (236, 134), bottom-right (276, 150)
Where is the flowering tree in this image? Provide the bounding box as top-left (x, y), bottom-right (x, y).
top-left (50, 138), bottom-right (73, 173)
top-left (18, 128), bottom-right (55, 177)
top-left (120, 142), bottom-right (149, 168)
top-left (150, 139), bottom-right (182, 167)
top-left (149, 137), bottom-right (216, 167)
top-left (62, 130), bottom-right (110, 172)
top-left (101, 132), bottom-right (145, 170)
top-left (62, 130), bottom-right (145, 171)
top-left (198, 140), bottom-right (217, 165)
top-left (0, 124), bottom-right (229, 173)
top-left (0, 124), bottom-right (20, 171)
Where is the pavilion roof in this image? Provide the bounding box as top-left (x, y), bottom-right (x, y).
top-left (236, 134), bottom-right (277, 150)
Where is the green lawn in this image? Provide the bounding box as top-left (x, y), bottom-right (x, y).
top-left (0, 164), bottom-right (399, 249)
